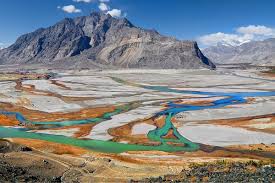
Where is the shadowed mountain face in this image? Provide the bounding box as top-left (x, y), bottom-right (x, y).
top-left (0, 12), bottom-right (215, 69)
top-left (203, 39), bottom-right (275, 66)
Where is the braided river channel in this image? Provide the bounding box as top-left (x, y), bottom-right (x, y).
top-left (1, 77), bottom-right (275, 153)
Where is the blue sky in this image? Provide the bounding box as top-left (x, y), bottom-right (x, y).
top-left (0, 0), bottom-right (275, 48)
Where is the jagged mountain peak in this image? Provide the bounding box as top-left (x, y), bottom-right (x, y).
top-left (0, 12), bottom-right (215, 69)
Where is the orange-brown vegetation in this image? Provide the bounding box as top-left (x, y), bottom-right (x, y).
top-left (15, 80), bottom-right (94, 102)
top-left (228, 144), bottom-right (275, 153)
top-left (0, 115), bottom-right (19, 126)
top-left (109, 116), bottom-right (167, 146)
top-left (206, 114), bottom-right (275, 134)
top-left (172, 99), bottom-right (214, 106)
top-left (51, 80), bottom-right (71, 90)
top-left (0, 102), bottom-right (116, 123)
top-left (11, 138), bottom-right (88, 156)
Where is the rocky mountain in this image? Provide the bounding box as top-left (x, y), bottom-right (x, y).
top-left (203, 39), bottom-right (275, 66)
top-left (0, 12), bottom-right (215, 69)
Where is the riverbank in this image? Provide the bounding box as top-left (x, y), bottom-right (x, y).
top-left (1, 139), bottom-right (274, 182)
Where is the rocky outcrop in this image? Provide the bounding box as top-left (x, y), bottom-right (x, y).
top-left (203, 39), bottom-right (275, 66)
top-left (0, 12), bottom-right (215, 69)
top-left (133, 161), bottom-right (275, 183)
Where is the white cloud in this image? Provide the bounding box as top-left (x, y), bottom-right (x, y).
top-left (59, 5), bottom-right (82, 13)
top-left (73, 0), bottom-right (93, 3)
top-left (198, 25), bottom-right (275, 47)
top-left (198, 32), bottom-right (253, 47)
top-left (237, 25), bottom-right (274, 36)
top-left (0, 42), bottom-right (9, 50)
top-left (98, 2), bottom-right (109, 11)
top-left (96, 0), bottom-right (125, 18)
top-left (107, 9), bottom-right (122, 17)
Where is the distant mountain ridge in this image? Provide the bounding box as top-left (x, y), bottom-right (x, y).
top-left (0, 12), bottom-right (215, 69)
top-left (203, 38), bottom-right (275, 66)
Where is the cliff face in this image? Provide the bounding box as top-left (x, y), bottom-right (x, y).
top-left (0, 12), bottom-right (215, 69)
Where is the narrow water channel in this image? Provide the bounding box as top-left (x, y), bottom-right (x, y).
top-left (0, 77), bottom-right (275, 153)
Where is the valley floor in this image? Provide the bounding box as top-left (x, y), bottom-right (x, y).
top-left (0, 67), bottom-right (274, 182)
